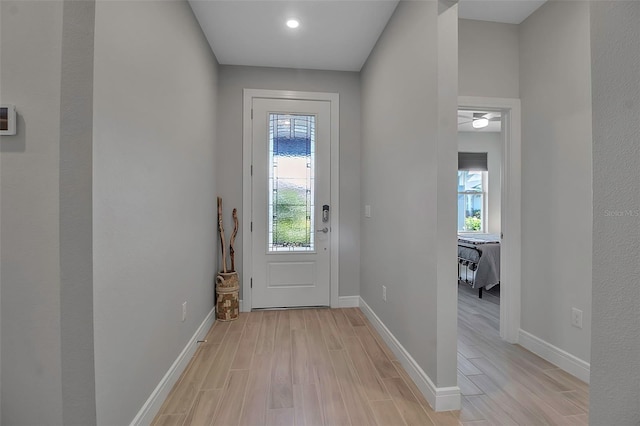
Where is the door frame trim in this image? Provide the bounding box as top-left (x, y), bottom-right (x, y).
top-left (458, 96), bottom-right (521, 343)
top-left (242, 89), bottom-right (340, 311)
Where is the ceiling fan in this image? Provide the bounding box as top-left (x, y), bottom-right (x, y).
top-left (458, 112), bottom-right (501, 129)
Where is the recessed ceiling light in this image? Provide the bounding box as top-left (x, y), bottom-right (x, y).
top-left (286, 19), bottom-right (300, 29)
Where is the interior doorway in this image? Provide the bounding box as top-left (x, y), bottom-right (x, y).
top-left (457, 109), bottom-right (504, 364)
top-left (457, 110), bottom-right (502, 294)
top-left (458, 96), bottom-right (522, 344)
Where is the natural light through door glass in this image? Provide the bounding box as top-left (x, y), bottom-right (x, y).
top-left (268, 114), bottom-right (315, 252)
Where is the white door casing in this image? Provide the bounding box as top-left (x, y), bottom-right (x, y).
top-left (242, 90), bottom-right (340, 310)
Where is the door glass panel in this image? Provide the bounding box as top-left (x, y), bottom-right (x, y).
top-left (268, 113), bottom-right (315, 252)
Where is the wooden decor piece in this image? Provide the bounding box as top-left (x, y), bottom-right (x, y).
top-left (217, 197), bottom-right (227, 273)
top-left (217, 271), bottom-right (239, 289)
top-left (216, 272), bottom-right (239, 321)
top-left (216, 197), bottom-right (240, 321)
top-left (229, 208), bottom-right (239, 272)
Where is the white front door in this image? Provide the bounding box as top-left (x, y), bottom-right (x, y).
top-left (251, 98), bottom-right (332, 309)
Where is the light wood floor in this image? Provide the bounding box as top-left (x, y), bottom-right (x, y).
top-left (457, 284), bottom-right (589, 425)
top-left (153, 291), bottom-right (589, 426)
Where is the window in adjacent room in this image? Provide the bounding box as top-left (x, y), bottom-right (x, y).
top-left (458, 152), bottom-right (488, 232)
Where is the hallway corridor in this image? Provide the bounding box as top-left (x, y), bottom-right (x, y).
top-left (153, 295), bottom-right (588, 425)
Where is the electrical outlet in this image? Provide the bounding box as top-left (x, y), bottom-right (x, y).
top-left (182, 301), bottom-right (187, 322)
top-left (365, 205), bottom-right (372, 218)
top-left (571, 307), bottom-right (583, 329)
top-left (382, 285), bottom-right (387, 302)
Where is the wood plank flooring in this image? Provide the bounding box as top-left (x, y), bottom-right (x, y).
top-left (457, 284), bottom-right (589, 425)
top-left (153, 289), bottom-right (588, 426)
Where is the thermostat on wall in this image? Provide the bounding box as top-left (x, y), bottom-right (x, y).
top-left (1, 104), bottom-right (17, 136)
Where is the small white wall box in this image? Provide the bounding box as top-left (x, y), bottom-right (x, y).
top-left (1, 105), bottom-right (17, 136)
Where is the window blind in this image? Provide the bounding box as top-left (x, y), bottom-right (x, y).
top-left (458, 152), bottom-right (488, 171)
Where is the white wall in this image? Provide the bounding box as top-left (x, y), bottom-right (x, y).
top-left (519, 1), bottom-right (592, 363)
top-left (361, 0), bottom-right (458, 390)
top-left (216, 65), bottom-right (361, 299)
top-left (1, 1), bottom-right (65, 424)
top-left (589, 2), bottom-right (640, 424)
top-left (92, 2), bottom-right (219, 424)
top-left (458, 132), bottom-right (502, 234)
top-left (459, 19), bottom-right (519, 99)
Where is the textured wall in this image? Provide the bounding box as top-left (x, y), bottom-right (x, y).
top-left (519, 0), bottom-right (593, 364)
top-left (92, 2), bottom-right (219, 424)
top-left (216, 65), bottom-right (362, 299)
top-left (589, 2), bottom-right (640, 424)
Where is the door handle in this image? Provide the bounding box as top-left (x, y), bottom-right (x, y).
top-left (316, 227), bottom-right (329, 233)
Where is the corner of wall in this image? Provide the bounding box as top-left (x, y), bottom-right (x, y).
top-left (359, 297), bottom-right (461, 411)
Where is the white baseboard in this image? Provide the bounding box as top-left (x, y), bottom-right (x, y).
top-left (358, 297), bottom-right (461, 411)
top-left (338, 295), bottom-right (360, 308)
top-left (130, 308), bottom-right (215, 426)
top-left (518, 329), bottom-right (590, 384)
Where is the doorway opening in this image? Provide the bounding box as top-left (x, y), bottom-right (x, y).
top-left (457, 110), bottom-right (504, 373)
top-left (458, 96), bottom-right (522, 344)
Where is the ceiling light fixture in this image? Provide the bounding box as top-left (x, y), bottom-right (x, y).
top-left (286, 19), bottom-right (300, 29)
top-left (472, 118), bottom-right (489, 129)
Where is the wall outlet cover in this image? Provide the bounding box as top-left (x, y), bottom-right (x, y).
top-left (571, 307), bottom-right (583, 329)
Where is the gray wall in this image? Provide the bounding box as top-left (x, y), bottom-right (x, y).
top-left (92, 1), bottom-right (219, 424)
top-left (216, 65), bottom-right (361, 299)
top-left (59, 1), bottom-right (97, 423)
top-left (1, 1), bottom-right (65, 424)
top-left (360, 0), bottom-right (458, 387)
top-left (589, 2), bottom-right (640, 424)
top-left (459, 19), bottom-right (519, 99)
top-left (458, 132), bottom-right (502, 234)
top-left (519, 1), bottom-right (593, 363)
top-left (1, 2), bottom-right (97, 423)
top-left (435, 2), bottom-right (460, 388)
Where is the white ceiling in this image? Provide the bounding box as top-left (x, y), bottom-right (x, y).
top-left (189, 0), bottom-right (546, 72)
top-left (458, 0), bottom-right (546, 24)
top-left (189, 0), bottom-right (399, 72)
